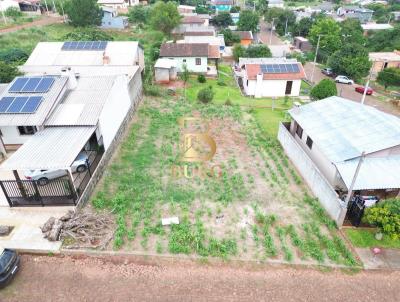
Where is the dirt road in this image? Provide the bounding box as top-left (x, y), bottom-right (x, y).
top-left (258, 20), bottom-right (285, 45)
top-left (1, 255), bottom-right (399, 302)
top-left (303, 62), bottom-right (400, 116)
top-left (0, 16), bottom-right (64, 35)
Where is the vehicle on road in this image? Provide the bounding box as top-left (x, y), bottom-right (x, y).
top-left (321, 68), bottom-right (334, 77)
top-left (0, 247), bottom-right (20, 288)
top-left (24, 151), bottom-right (89, 185)
top-left (355, 86), bottom-right (373, 95)
top-left (335, 75), bottom-right (354, 85)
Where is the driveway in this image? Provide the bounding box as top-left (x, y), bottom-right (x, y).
top-left (1, 254), bottom-right (400, 302)
top-left (304, 62), bottom-right (400, 116)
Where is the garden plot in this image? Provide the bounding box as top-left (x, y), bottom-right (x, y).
top-left (87, 95), bottom-right (357, 266)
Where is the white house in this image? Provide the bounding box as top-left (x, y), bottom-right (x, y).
top-left (268, 0), bottom-right (284, 8)
top-left (97, 0), bottom-right (134, 9)
top-left (180, 35), bottom-right (225, 53)
top-left (178, 5), bottom-right (196, 14)
top-left (239, 58), bottom-right (305, 98)
top-left (159, 43), bottom-right (220, 73)
top-left (0, 0), bottom-right (20, 12)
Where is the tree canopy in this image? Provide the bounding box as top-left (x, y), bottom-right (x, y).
top-left (377, 68), bottom-right (400, 89)
top-left (149, 1), bottom-right (181, 36)
top-left (340, 19), bottom-right (366, 45)
top-left (0, 61), bottom-right (21, 83)
top-left (65, 0), bottom-right (102, 27)
top-left (367, 25), bottom-right (400, 52)
top-left (63, 28), bottom-right (114, 41)
top-left (265, 8), bottom-right (296, 36)
top-left (309, 18), bottom-right (342, 59)
top-left (211, 11), bottom-right (233, 27)
top-left (220, 29), bottom-right (240, 46)
top-left (328, 43), bottom-right (371, 80)
top-left (310, 79), bottom-right (337, 100)
top-left (238, 10), bottom-right (259, 32)
top-left (128, 4), bottom-right (150, 25)
top-left (233, 44), bottom-right (272, 61)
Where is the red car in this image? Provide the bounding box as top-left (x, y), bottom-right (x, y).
top-left (355, 86), bottom-right (373, 95)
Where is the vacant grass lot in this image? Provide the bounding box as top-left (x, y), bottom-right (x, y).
top-left (89, 92), bottom-right (357, 266)
top-left (345, 229), bottom-right (400, 249)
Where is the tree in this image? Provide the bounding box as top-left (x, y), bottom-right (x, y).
top-left (180, 64), bottom-right (190, 100)
top-left (230, 6), bottom-right (241, 13)
top-left (211, 11), bottom-right (233, 27)
top-left (233, 44), bottom-right (246, 61)
top-left (367, 25), bottom-right (400, 52)
top-left (149, 1), bottom-right (181, 36)
top-left (310, 79), bottom-right (337, 100)
top-left (0, 48), bottom-right (29, 64)
top-left (245, 45), bottom-right (272, 58)
top-left (64, 0), bottom-right (102, 27)
top-left (196, 6), bottom-right (209, 14)
top-left (340, 19), bottom-right (366, 45)
top-left (328, 43), bottom-right (371, 80)
top-left (5, 7), bottom-right (22, 20)
top-left (265, 8), bottom-right (296, 36)
top-left (128, 5), bottom-right (150, 25)
top-left (220, 29), bottom-right (240, 46)
top-left (0, 61), bottom-right (21, 83)
top-left (293, 17), bottom-right (314, 37)
top-left (377, 68), bottom-right (400, 89)
top-left (63, 28), bottom-right (114, 41)
top-left (238, 10), bottom-right (259, 32)
top-left (309, 18), bottom-right (342, 59)
top-left (197, 86), bottom-right (214, 104)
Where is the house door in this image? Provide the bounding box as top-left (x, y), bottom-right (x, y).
top-left (285, 81), bottom-right (293, 95)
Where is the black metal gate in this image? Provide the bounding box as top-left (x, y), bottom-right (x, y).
top-left (0, 178), bottom-right (78, 207)
top-left (347, 196), bottom-right (366, 227)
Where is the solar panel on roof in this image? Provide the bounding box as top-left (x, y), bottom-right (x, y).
top-left (260, 63), bottom-right (301, 74)
top-left (9, 78), bottom-right (29, 93)
top-left (8, 77), bottom-right (55, 93)
top-left (61, 41), bottom-right (108, 51)
top-left (21, 78), bottom-right (41, 92)
top-left (6, 96), bottom-right (28, 113)
top-left (0, 97), bottom-right (14, 112)
top-left (21, 96), bottom-right (43, 113)
top-left (35, 77), bottom-right (55, 93)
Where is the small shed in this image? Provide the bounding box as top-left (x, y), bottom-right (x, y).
top-left (294, 37), bottom-right (312, 52)
top-left (154, 59), bottom-right (177, 83)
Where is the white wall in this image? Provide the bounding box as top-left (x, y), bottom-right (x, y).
top-left (98, 75), bottom-right (131, 150)
top-left (165, 57), bottom-right (207, 73)
top-left (243, 78), bottom-right (301, 97)
top-left (0, 126), bottom-right (36, 145)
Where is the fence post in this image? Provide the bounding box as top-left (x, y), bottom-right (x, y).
top-left (32, 181), bottom-right (43, 207)
top-left (0, 181), bottom-right (12, 207)
top-left (66, 171), bottom-right (78, 205)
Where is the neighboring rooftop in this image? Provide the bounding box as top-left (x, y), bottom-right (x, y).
top-left (160, 43), bottom-right (220, 59)
top-left (294, 36), bottom-right (309, 42)
top-left (184, 30), bottom-right (215, 36)
top-left (369, 51), bottom-right (400, 61)
top-left (244, 59), bottom-right (305, 81)
top-left (289, 97), bottom-right (400, 163)
top-left (362, 23), bottom-right (393, 30)
top-left (182, 15), bottom-right (204, 24)
top-left (233, 31), bottom-right (253, 40)
top-left (154, 58), bottom-right (177, 69)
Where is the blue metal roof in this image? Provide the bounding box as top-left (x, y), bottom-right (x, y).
top-left (289, 96), bottom-right (400, 163)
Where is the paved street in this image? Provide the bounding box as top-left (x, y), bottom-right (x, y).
top-left (303, 63), bottom-right (400, 116)
top-left (258, 20), bottom-right (285, 45)
top-left (1, 255), bottom-right (400, 302)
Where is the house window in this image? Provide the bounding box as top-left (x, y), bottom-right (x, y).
top-left (195, 58), bottom-right (201, 65)
top-left (183, 59), bottom-right (187, 63)
top-left (295, 124), bottom-right (303, 139)
top-left (246, 80), bottom-right (249, 86)
top-left (18, 126), bottom-right (37, 136)
top-left (306, 136), bottom-right (313, 149)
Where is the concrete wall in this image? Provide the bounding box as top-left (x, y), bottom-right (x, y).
top-left (0, 126), bottom-right (36, 145)
top-left (101, 13), bottom-right (128, 29)
top-left (370, 60), bottom-right (400, 77)
top-left (278, 123), bottom-right (347, 226)
top-left (77, 75), bottom-right (143, 208)
top-left (243, 78), bottom-right (301, 97)
top-left (163, 56), bottom-right (207, 73)
top-left (155, 68), bottom-right (171, 83)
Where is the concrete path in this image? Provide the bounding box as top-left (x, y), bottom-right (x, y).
top-left (355, 248), bottom-right (400, 270)
top-left (0, 206), bottom-right (72, 252)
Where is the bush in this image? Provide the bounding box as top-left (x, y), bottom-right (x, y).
top-left (64, 0), bottom-right (102, 27)
top-left (197, 74), bottom-right (206, 83)
top-left (225, 99), bottom-right (232, 106)
top-left (377, 67), bottom-right (400, 89)
top-left (217, 78), bottom-right (226, 86)
top-left (0, 61), bottom-right (21, 83)
top-left (197, 86), bottom-right (214, 104)
top-left (63, 28), bottom-right (114, 41)
top-left (0, 48), bottom-right (29, 64)
top-left (310, 79), bottom-right (337, 100)
top-left (5, 7), bottom-right (22, 20)
top-left (363, 198), bottom-right (400, 239)
top-left (144, 84), bottom-right (164, 97)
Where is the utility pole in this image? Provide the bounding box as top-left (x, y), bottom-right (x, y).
top-left (284, 17), bottom-right (288, 36)
top-left (361, 70), bottom-right (373, 105)
top-left (310, 34), bottom-right (323, 84)
top-left (269, 18), bottom-right (276, 45)
top-left (1, 10), bottom-right (7, 25)
top-left (43, 0), bottom-right (49, 15)
top-left (59, 1), bottom-right (66, 22)
top-left (344, 152), bottom-right (366, 206)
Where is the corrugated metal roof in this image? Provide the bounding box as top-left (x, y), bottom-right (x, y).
top-left (336, 157), bottom-right (400, 190)
top-left (0, 127), bottom-right (95, 170)
top-left (289, 97), bottom-right (400, 163)
top-left (0, 84), bottom-right (8, 95)
top-left (45, 76), bottom-right (117, 126)
top-left (154, 59), bottom-right (177, 69)
top-left (0, 76), bottom-right (68, 126)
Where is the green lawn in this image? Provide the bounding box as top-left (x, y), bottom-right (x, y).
top-left (252, 108), bottom-right (289, 137)
top-left (345, 229), bottom-right (400, 249)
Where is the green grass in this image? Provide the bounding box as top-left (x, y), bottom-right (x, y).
top-left (252, 108), bottom-right (288, 137)
top-left (345, 229), bottom-right (400, 249)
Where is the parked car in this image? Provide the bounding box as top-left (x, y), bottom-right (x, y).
top-left (0, 247), bottom-right (20, 288)
top-left (321, 68), bottom-right (334, 77)
top-left (24, 151), bottom-right (89, 185)
top-left (355, 86), bottom-right (373, 95)
top-left (335, 75), bottom-right (354, 85)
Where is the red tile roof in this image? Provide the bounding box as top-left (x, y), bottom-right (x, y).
top-left (234, 31), bottom-right (253, 40)
top-left (160, 43), bottom-right (220, 59)
top-left (208, 45), bottom-right (221, 59)
top-left (245, 63), bottom-right (306, 80)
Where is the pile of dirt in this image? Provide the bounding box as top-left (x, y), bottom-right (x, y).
top-left (41, 210), bottom-right (114, 250)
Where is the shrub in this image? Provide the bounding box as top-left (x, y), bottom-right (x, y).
top-left (363, 198), bottom-right (400, 239)
top-left (0, 48), bottom-right (29, 64)
top-left (217, 78), bottom-right (227, 86)
top-left (0, 61), bottom-right (21, 83)
top-left (197, 86), bottom-right (214, 104)
top-left (197, 74), bottom-right (206, 83)
top-left (310, 79), bottom-right (337, 100)
top-left (5, 7), bottom-right (22, 20)
top-left (63, 28), bottom-right (114, 41)
top-left (225, 99), bottom-right (232, 106)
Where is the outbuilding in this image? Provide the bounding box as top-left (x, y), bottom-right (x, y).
top-left (154, 59), bottom-right (177, 83)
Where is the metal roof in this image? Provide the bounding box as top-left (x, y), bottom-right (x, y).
top-left (336, 157), bottom-right (400, 190)
top-left (0, 76), bottom-right (67, 126)
top-left (154, 59), bottom-right (177, 69)
top-left (0, 127), bottom-right (96, 170)
top-left (289, 97), bottom-right (400, 163)
top-left (45, 76), bottom-right (117, 126)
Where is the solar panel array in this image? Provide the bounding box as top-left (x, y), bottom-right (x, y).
top-left (9, 77), bottom-right (55, 93)
top-left (0, 96), bottom-right (43, 114)
top-left (260, 64), bottom-right (300, 74)
top-left (61, 41), bottom-right (108, 51)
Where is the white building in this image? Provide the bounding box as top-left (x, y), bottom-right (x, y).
top-left (180, 35), bottom-right (225, 53)
top-left (159, 43), bottom-right (220, 73)
top-left (97, 0), bottom-right (134, 9)
top-left (268, 0), bottom-right (284, 8)
top-left (154, 58), bottom-right (177, 83)
top-left (239, 58), bottom-right (305, 98)
top-left (0, 0), bottom-right (20, 12)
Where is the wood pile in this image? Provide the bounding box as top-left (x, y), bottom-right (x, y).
top-left (41, 210), bottom-right (114, 250)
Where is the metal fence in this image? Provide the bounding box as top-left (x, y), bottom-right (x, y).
top-left (75, 149), bottom-right (104, 197)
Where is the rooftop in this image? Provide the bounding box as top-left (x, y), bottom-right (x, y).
top-left (245, 61), bottom-right (305, 81)
top-left (362, 23), bottom-right (393, 30)
top-left (369, 51), bottom-right (400, 61)
top-left (289, 97), bottom-right (400, 163)
top-left (160, 43), bottom-right (220, 58)
top-left (233, 31), bottom-right (253, 40)
top-left (154, 58), bottom-right (177, 69)
top-left (182, 16), bottom-right (204, 24)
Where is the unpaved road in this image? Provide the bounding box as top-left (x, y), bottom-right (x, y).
top-left (0, 16), bottom-right (63, 35)
top-left (0, 255), bottom-right (399, 302)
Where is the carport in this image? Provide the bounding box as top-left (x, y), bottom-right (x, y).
top-left (0, 126), bottom-right (98, 207)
